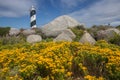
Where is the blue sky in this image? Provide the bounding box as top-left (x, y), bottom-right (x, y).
top-left (0, 0), bottom-right (120, 29)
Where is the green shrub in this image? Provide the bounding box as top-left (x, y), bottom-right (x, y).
top-left (0, 27), bottom-right (10, 36)
top-left (42, 38), bottom-right (53, 42)
top-left (0, 36), bottom-right (26, 46)
top-left (75, 25), bottom-right (86, 30)
top-left (0, 41), bottom-right (120, 79)
top-left (109, 33), bottom-right (120, 46)
top-left (90, 25), bottom-right (112, 30)
top-left (116, 25), bottom-right (120, 30)
top-left (70, 27), bottom-right (84, 41)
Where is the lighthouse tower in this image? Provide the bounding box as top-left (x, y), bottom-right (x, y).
top-left (30, 6), bottom-right (36, 28)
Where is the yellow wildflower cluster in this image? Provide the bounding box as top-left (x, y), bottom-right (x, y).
top-left (84, 75), bottom-right (104, 80)
top-left (0, 41), bottom-right (120, 80)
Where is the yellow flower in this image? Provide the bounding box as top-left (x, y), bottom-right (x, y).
top-left (82, 67), bottom-right (87, 70)
top-left (66, 72), bottom-right (72, 77)
top-left (2, 67), bottom-right (9, 73)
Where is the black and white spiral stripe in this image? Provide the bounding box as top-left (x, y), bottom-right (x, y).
top-left (30, 6), bottom-right (36, 28)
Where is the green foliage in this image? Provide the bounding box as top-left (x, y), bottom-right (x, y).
top-left (109, 33), bottom-right (120, 46)
top-left (0, 35), bottom-right (26, 46)
top-left (0, 27), bottom-right (10, 36)
top-left (70, 26), bottom-right (84, 41)
top-left (83, 52), bottom-right (108, 77)
top-left (42, 38), bottom-right (53, 42)
top-left (74, 25), bottom-right (86, 30)
top-left (91, 25), bottom-right (113, 30)
top-left (70, 42), bottom-right (108, 78)
top-left (116, 25), bottom-right (120, 30)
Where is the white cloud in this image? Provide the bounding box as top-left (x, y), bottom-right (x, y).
top-left (69, 0), bottom-right (120, 27)
top-left (49, 0), bottom-right (85, 9)
top-left (60, 0), bottom-right (85, 8)
top-left (0, 0), bottom-right (37, 17)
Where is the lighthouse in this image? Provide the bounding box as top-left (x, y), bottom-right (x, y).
top-left (30, 6), bottom-right (36, 28)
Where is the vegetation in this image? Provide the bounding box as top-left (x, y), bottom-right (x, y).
top-left (0, 27), bottom-right (10, 36)
top-left (0, 25), bottom-right (120, 80)
top-left (0, 35), bottom-right (26, 46)
top-left (116, 25), bottom-right (120, 30)
top-left (0, 41), bottom-right (120, 80)
top-left (42, 38), bottom-right (54, 42)
top-left (90, 25), bottom-right (112, 30)
top-left (70, 26), bottom-right (85, 41)
top-left (109, 33), bottom-right (120, 46)
top-left (74, 25), bottom-right (86, 30)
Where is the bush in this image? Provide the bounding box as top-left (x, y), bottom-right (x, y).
top-left (0, 27), bottom-right (10, 36)
top-left (109, 33), bottom-right (120, 46)
top-left (0, 35), bottom-right (26, 46)
top-left (0, 41), bottom-right (120, 80)
top-left (116, 25), bottom-right (120, 30)
top-left (42, 38), bottom-right (53, 42)
top-left (91, 25), bottom-right (113, 30)
top-left (70, 27), bottom-right (84, 41)
top-left (75, 25), bottom-right (86, 30)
